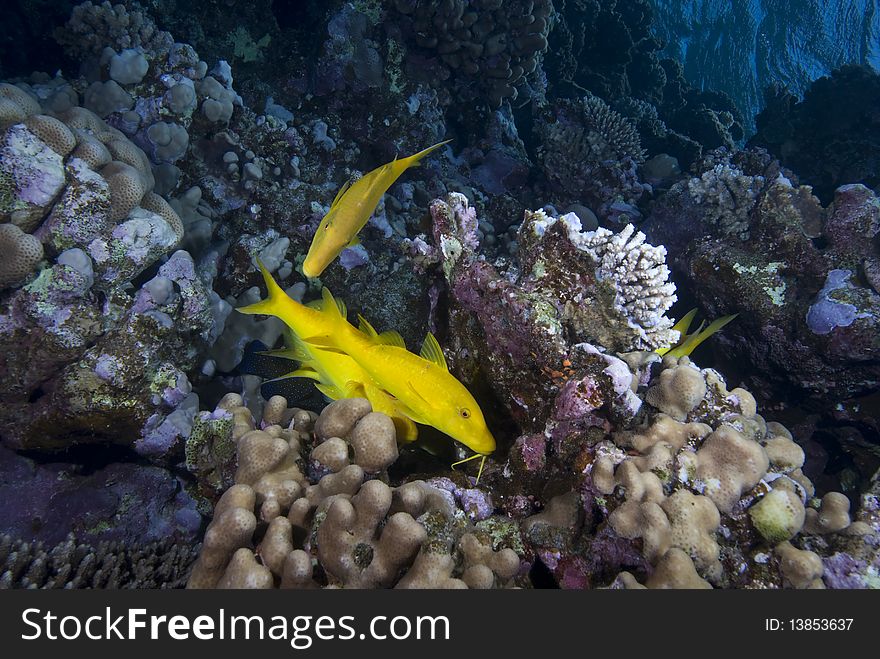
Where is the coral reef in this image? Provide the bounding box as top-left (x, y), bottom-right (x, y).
top-left (389, 0), bottom-right (552, 109)
top-left (0, 533), bottom-right (198, 589)
top-left (420, 193), bottom-right (673, 429)
top-left (750, 65), bottom-right (880, 204)
top-left (536, 94), bottom-right (650, 224)
top-left (188, 397), bottom-right (521, 589)
top-left (545, 0), bottom-right (744, 167)
top-left (645, 149), bottom-right (880, 410)
top-left (0, 0), bottom-right (877, 594)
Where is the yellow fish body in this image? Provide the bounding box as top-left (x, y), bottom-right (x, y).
top-left (238, 263), bottom-right (418, 443)
top-left (310, 288), bottom-right (496, 456)
top-left (302, 139), bottom-right (451, 278)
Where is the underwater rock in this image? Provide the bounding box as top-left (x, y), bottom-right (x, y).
top-left (646, 149), bottom-right (880, 407)
top-left (0, 443), bottom-right (201, 548)
top-left (0, 250), bottom-right (215, 456)
top-left (751, 65), bottom-right (880, 204)
top-left (427, 192), bottom-right (674, 429)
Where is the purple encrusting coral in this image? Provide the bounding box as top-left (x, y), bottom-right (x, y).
top-left (0, 444), bottom-right (201, 547)
top-left (428, 477), bottom-right (495, 523)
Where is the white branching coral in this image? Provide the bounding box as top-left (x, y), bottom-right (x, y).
top-left (524, 211), bottom-right (679, 351)
top-left (579, 223), bottom-right (679, 350)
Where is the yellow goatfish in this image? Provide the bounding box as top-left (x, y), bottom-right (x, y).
top-left (656, 308), bottom-right (738, 358)
top-left (307, 288), bottom-right (496, 462)
top-left (302, 139), bottom-right (452, 278)
top-left (238, 262), bottom-right (496, 474)
top-left (238, 262), bottom-right (418, 443)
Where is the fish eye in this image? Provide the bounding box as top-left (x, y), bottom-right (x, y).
top-left (459, 408), bottom-right (471, 419)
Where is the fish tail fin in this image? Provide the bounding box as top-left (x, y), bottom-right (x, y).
top-left (400, 138), bottom-right (452, 169)
top-left (236, 258), bottom-right (289, 317)
top-left (667, 313), bottom-right (738, 358)
top-left (656, 308), bottom-right (699, 356)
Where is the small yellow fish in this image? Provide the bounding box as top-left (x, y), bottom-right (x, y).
top-left (302, 139), bottom-right (451, 278)
top-left (238, 262), bottom-right (418, 443)
top-left (656, 308), bottom-right (738, 358)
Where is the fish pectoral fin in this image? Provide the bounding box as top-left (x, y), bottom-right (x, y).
top-left (314, 383), bottom-right (343, 400)
top-left (345, 235), bottom-right (361, 248)
top-left (329, 177), bottom-right (354, 210)
top-left (393, 399), bottom-right (431, 426)
top-left (394, 417), bottom-right (419, 444)
top-left (406, 379), bottom-right (436, 410)
top-left (419, 332), bottom-right (448, 371)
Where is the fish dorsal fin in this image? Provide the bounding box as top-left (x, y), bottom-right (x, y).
top-left (355, 314), bottom-right (404, 347)
top-left (358, 314), bottom-right (378, 338)
top-left (377, 330), bottom-right (406, 348)
top-left (419, 332), bottom-right (448, 371)
top-left (329, 177), bottom-right (354, 210)
top-left (319, 288), bottom-right (344, 322)
top-left (310, 295), bottom-right (347, 317)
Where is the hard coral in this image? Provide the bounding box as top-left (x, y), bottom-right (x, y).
top-left (188, 395), bottom-right (522, 589)
top-left (537, 94), bottom-right (650, 224)
top-left (390, 0), bottom-right (552, 108)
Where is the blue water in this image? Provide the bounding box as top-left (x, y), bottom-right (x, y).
top-left (651, 0), bottom-right (880, 133)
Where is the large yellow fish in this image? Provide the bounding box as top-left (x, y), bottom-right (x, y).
top-left (238, 263), bottom-right (418, 443)
top-left (307, 288), bottom-right (496, 458)
top-left (302, 139), bottom-right (451, 278)
top-left (239, 262), bottom-right (496, 460)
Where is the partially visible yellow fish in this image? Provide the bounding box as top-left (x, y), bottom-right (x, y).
top-left (656, 309), bottom-right (738, 358)
top-left (302, 139), bottom-right (451, 278)
top-left (238, 262), bottom-right (418, 443)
